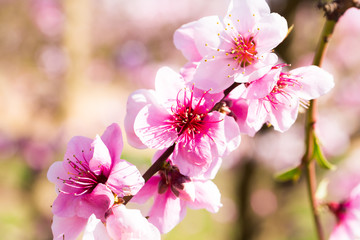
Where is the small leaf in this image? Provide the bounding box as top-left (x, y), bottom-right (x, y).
top-left (313, 135), bottom-right (336, 170)
top-left (275, 166), bottom-right (302, 182)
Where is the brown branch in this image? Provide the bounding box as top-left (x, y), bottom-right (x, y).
top-left (301, 16), bottom-right (337, 240)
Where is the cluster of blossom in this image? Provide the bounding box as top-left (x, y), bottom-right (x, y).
top-left (47, 0), bottom-right (335, 239)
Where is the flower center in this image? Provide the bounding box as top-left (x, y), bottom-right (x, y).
top-left (58, 149), bottom-right (107, 196)
top-left (230, 36), bottom-right (257, 67)
top-left (168, 86), bottom-right (212, 141)
top-left (262, 68), bottom-right (304, 110)
top-left (172, 105), bottom-right (205, 136)
top-left (328, 201), bottom-right (349, 222)
top-left (157, 162), bottom-right (191, 197)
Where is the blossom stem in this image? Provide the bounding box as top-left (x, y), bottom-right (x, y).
top-left (123, 82), bottom-right (242, 205)
top-left (211, 82), bottom-right (242, 112)
top-left (302, 19), bottom-right (336, 240)
top-left (223, 82), bottom-right (242, 97)
top-left (142, 143), bottom-right (176, 183)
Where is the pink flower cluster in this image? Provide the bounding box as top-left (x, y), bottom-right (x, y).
top-left (48, 124), bottom-right (160, 239)
top-left (47, 0), bottom-right (335, 239)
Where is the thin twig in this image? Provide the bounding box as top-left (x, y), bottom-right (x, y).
top-left (302, 19), bottom-right (336, 240)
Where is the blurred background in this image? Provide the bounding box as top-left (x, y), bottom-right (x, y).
top-left (1, 0), bottom-right (360, 239)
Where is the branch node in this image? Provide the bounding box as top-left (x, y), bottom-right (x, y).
top-left (318, 0), bottom-right (360, 21)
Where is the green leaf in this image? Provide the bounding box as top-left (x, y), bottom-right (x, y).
top-left (313, 135), bottom-right (336, 170)
top-left (275, 166), bottom-right (302, 182)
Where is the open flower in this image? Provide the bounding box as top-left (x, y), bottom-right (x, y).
top-left (125, 67), bottom-right (240, 177)
top-left (132, 158), bottom-right (222, 233)
top-left (227, 64), bottom-right (334, 133)
top-left (174, 0), bottom-right (288, 92)
top-left (47, 124), bottom-right (144, 239)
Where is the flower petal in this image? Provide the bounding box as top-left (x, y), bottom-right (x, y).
top-left (187, 180), bottom-right (222, 213)
top-left (193, 16), bottom-right (223, 57)
top-left (289, 65), bottom-right (335, 100)
top-left (106, 158), bottom-right (144, 197)
top-left (204, 111), bottom-right (239, 157)
top-left (192, 86), bottom-right (224, 110)
top-left (330, 221), bottom-right (356, 240)
top-left (52, 192), bottom-right (79, 218)
top-left (234, 53), bottom-right (278, 83)
top-left (226, 0), bottom-right (270, 34)
top-left (241, 67), bottom-right (280, 99)
top-left (106, 205), bottom-right (161, 240)
top-left (173, 20), bottom-right (202, 62)
top-left (230, 98), bottom-right (258, 137)
top-left (131, 176), bottom-right (161, 204)
top-left (52, 215), bottom-right (88, 240)
top-left (82, 214), bottom-right (110, 240)
top-left (100, 123), bottom-right (123, 164)
top-left (155, 66), bottom-right (186, 105)
top-left (180, 62), bottom-right (198, 82)
top-left (47, 161), bottom-right (68, 192)
top-left (125, 89), bottom-right (157, 149)
top-left (90, 135), bottom-right (112, 176)
top-left (192, 56), bottom-right (235, 93)
top-left (202, 157), bottom-right (222, 180)
top-left (174, 15), bottom-right (224, 62)
top-left (76, 183), bottom-right (114, 220)
top-left (179, 181), bottom-right (196, 202)
top-left (254, 13), bottom-right (288, 53)
top-left (222, 114), bottom-right (241, 155)
top-left (64, 136), bottom-right (93, 174)
top-left (246, 99), bottom-right (268, 132)
top-left (148, 190), bottom-right (187, 234)
top-left (172, 136), bottom-right (212, 177)
top-left (268, 96), bottom-right (299, 132)
top-left (134, 104), bottom-right (178, 149)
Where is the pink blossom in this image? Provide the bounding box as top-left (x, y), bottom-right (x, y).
top-left (47, 123), bottom-right (144, 227)
top-left (125, 67), bottom-right (240, 177)
top-left (328, 184), bottom-right (360, 240)
top-left (105, 204), bottom-right (161, 240)
top-left (230, 65), bottom-right (334, 133)
top-left (132, 159), bottom-right (222, 233)
top-left (174, 0), bottom-right (288, 93)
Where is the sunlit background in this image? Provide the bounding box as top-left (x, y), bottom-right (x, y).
top-left (1, 0), bottom-right (360, 239)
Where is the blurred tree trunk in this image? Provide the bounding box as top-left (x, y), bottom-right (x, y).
top-left (271, 0), bottom-right (303, 63)
top-left (234, 160), bottom-right (259, 240)
top-left (58, 0), bottom-right (91, 121)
